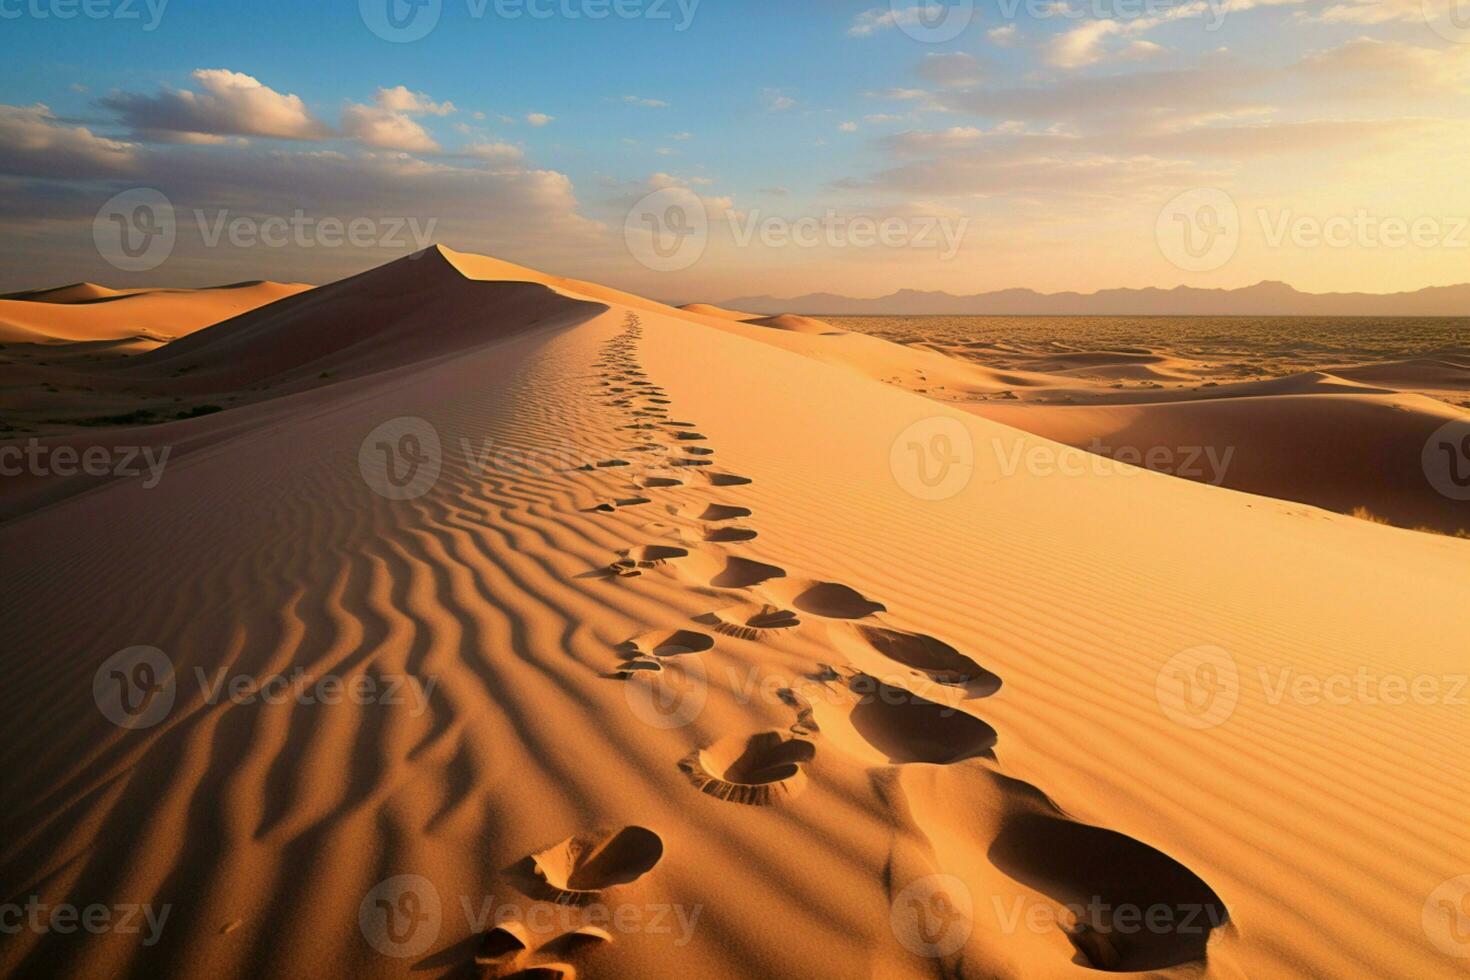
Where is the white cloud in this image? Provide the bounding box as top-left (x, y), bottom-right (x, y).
top-left (340, 86), bottom-right (457, 152)
top-left (101, 69), bottom-right (329, 141)
top-left (340, 106), bottom-right (439, 152)
top-left (0, 103), bottom-right (139, 178)
top-left (620, 96), bottom-right (670, 108)
top-left (526, 112), bottom-right (554, 126)
top-left (840, 121), bottom-right (859, 132)
top-left (375, 86), bottom-right (456, 116)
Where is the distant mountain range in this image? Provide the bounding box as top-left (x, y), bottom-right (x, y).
top-left (720, 281), bottom-right (1470, 317)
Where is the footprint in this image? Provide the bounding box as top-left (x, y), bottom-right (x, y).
top-left (832, 625), bottom-right (1001, 697)
top-left (679, 732), bottom-right (815, 806)
top-left (700, 472), bottom-right (753, 488)
top-left (681, 552), bottom-right (786, 589)
top-left (476, 922), bottom-right (530, 969)
top-left (703, 526), bottom-right (758, 543)
top-left (670, 459), bottom-right (712, 468)
top-left (619, 545), bottom-right (689, 567)
top-left (605, 658), bottom-right (663, 679)
top-left (541, 926), bottom-right (613, 957)
top-left (527, 826), bottom-right (664, 905)
top-left (668, 503), bottom-right (752, 523)
top-left (673, 432), bottom-right (708, 441)
top-left (819, 674), bottom-right (996, 765)
top-left (586, 497), bottom-right (652, 514)
top-left (766, 580), bottom-right (887, 619)
top-left (682, 447), bottom-right (715, 457)
top-left (636, 476), bottom-right (683, 489)
top-left (696, 603), bottom-right (799, 640)
top-left (621, 628), bottom-right (715, 658)
top-left (502, 966), bottom-right (575, 980)
top-left (988, 800), bottom-right (1229, 971)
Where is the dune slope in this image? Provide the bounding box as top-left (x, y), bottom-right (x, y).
top-left (1, 251), bottom-right (1467, 980)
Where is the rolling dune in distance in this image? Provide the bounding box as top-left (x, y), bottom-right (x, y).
top-left (1, 247), bottom-right (1468, 979)
top-left (0, 282), bottom-right (312, 345)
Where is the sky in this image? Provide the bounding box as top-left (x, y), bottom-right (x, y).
top-left (2, 0), bottom-right (1468, 299)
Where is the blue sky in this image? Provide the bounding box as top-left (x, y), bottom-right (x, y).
top-left (3, 0), bottom-right (1468, 297)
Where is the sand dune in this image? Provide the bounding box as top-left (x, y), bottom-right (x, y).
top-left (701, 313), bottom-right (1470, 535)
top-left (0, 281), bottom-right (311, 344)
top-left (2, 249), bottom-right (1467, 979)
